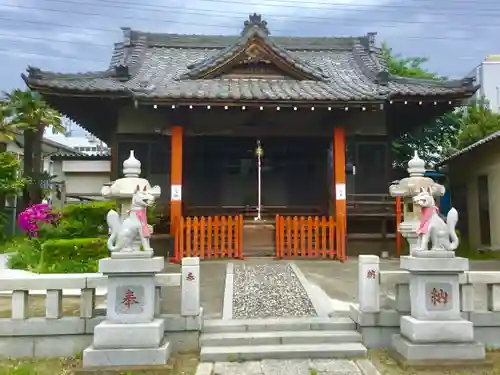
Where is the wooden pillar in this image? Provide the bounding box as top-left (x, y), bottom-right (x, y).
top-left (170, 126), bottom-right (183, 234)
top-left (333, 126), bottom-right (347, 258)
top-left (110, 133), bottom-right (118, 181)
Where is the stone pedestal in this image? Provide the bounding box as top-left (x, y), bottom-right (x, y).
top-left (83, 256), bottom-right (170, 367)
top-left (392, 255), bottom-right (485, 363)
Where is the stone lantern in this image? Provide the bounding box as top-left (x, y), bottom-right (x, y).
top-left (101, 150), bottom-right (161, 218)
top-left (389, 151), bottom-right (445, 255)
top-left (83, 151), bottom-right (169, 367)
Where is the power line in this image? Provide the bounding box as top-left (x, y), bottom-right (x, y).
top-left (1, 3), bottom-right (500, 34)
top-left (0, 15), bottom-right (488, 43)
top-left (32, 0), bottom-right (500, 13)
top-left (35, 0), bottom-right (500, 19)
top-left (0, 33), bottom-right (111, 48)
top-left (0, 48), bottom-right (108, 63)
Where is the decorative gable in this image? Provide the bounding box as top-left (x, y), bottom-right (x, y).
top-left (180, 14), bottom-right (327, 81)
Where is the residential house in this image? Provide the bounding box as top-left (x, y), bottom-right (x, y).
top-left (439, 131), bottom-right (500, 251)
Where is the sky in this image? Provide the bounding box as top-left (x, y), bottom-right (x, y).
top-left (1, 0), bottom-right (499, 136)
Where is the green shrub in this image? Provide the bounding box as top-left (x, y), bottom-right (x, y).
top-left (35, 201), bottom-right (116, 240)
top-left (39, 237), bottom-right (109, 273)
top-left (6, 238), bottom-right (43, 272)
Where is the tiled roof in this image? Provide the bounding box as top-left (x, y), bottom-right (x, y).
top-left (23, 15), bottom-right (477, 103)
top-left (438, 130), bottom-right (500, 165)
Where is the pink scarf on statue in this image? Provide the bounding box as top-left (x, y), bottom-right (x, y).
top-left (131, 209), bottom-right (151, 237)
top-left (417, 206), bottom-right (438, 234)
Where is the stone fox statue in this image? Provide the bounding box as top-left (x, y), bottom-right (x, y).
top-left (107, 185), bottom-right (155, 252)
top-left (413, 186), bottom-right (459, 252)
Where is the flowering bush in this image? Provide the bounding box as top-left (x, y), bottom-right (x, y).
top-left (17, 203), bottom-right (60, 237)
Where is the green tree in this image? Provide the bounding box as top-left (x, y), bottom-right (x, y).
top-left (454, 99), bottom-right (500, 149)
top-left (3, 89), bottom-right (63, 206)
top-left (381, 42), bottom-right (441, 80)
top-left (382, 42), bottom-right (458, 167)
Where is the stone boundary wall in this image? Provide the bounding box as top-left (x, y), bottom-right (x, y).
top-left (353, 255), bottom-right (500, 349)
top-left (0, 262), bottom-right (202, 358)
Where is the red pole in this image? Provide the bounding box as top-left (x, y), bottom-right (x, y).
top-left (395, 197), bottom-right (402, 256)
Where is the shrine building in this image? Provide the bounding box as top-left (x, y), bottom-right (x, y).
top-left (23, 14), bottom-right (478, 258)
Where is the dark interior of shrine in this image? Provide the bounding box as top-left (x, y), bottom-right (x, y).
top-left (182, 136), bottom-right (331, 218)
top-left (117, 134), bottom-right (395, 236)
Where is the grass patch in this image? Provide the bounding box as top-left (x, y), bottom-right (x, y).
top-left (369, 349), bottom-right (500, 375)
top-left (0, 357), bottom-right (79, 375)
top-left (0, 353), bottom-right (199, 375)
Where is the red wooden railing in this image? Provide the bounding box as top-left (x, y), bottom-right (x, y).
top-left (171, 215), bottom-right (243, 263)
top-left (275, 215), bottom-right (346, 260)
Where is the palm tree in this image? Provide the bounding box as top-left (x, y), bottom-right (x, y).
top-left (0, 99), bottom-right (21, 152)
top-left (3, 89), bottom-right (63, 207)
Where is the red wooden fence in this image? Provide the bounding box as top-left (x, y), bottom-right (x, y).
top-left (171, 215), bottom-right (243, 263)
top-left (275, 215), bottom-right (346, 260)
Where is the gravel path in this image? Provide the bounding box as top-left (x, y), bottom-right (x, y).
top-left (232, 263), bottom-right (317, 319)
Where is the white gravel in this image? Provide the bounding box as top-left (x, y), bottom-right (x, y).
top-left (232, 263), bottom-right (317, 319)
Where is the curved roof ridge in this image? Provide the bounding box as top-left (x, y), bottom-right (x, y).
top-left (23, 66), bottom-right (114, 80)
top-left (126, 35), bottom-right (149, 77)
top-left (388, 74), bottom-right (476, 89)
top-left (350, 41), bottom-right (380, 83)
top-left (120, 27), bottom-right (366, 51)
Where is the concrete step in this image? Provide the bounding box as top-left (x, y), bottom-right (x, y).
top-left (201, 330), bottom-right (362, 346)
top-left (200, 343), bottom-right (367, 362)
top-left (203, 317), bottom-right (355, 333)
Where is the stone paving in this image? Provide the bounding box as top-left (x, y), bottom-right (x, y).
top-left (201, 359), bottom-right (376, 375)
top-left (162, 257), bottom-right (500, 317)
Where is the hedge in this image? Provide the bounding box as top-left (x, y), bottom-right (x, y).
top-left (39, 237), bottom-right (109, 273)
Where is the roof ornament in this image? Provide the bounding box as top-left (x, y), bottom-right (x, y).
top-left (26, 66), bottom-right (42, 79)
top-left (366, 32), bottom-right (377, 51)
top-left (375, 71), bottom-right (389, 86)
top-left (242, 13), bottom-right (270, 36)
top-left (114, 64), bottom-right (130, 81)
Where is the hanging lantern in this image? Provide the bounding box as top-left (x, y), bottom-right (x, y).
top-left (255, 140), bottom-right (264, 158)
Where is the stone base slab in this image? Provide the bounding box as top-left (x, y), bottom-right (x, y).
top-left (392, 334), bottom-right (485, 362)
top-left (111, 250), bottom-right (154, 259)
top-left (93, 319), bottom-right (164, 349)
top-left (390, 348), bottom-right (493, 371)
top-left (411, 250), bottom-right (455, 258)
top-left (99, 256), bottom-right (164, 274)
top-left (400, 256), bottom-right (468, 273)
top-left (401, 316), bottom-right (473, 343)
top-left (82, 339), bottom-right (171, 367)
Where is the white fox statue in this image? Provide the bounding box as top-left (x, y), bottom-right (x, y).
top-left (106, 185), bottom-right (155, 253)
top-left (412, 186), bottom-right (459, 252)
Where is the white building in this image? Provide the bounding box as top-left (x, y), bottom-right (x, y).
top-left (472, 55), bottom-right (500, 112)
top-left (50, 152), bottom-right (111, 207)
top-left (45, 134), bottom-right (109, 155)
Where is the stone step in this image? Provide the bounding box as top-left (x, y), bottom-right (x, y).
top-left (201, 330), bottom-right (362, 346)
top-left (200, 343), bottom-right (367, 362)
top-left (203, 317), bottom-right (355, 333)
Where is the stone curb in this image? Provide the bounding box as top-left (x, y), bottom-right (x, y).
top-left (289, 263), bottom-right (330, 317)
top-left (356, 359), bottom-right (381, 375)
top-left (194, 362), bottom-right (213, 375)
top-left (222, 263), bottom-right (234, 320)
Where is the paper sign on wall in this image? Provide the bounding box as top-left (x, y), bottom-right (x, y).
top-left (171, 185), bottom-right (182, 201)
top-left (335, 183), bottom-right (346, 201)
